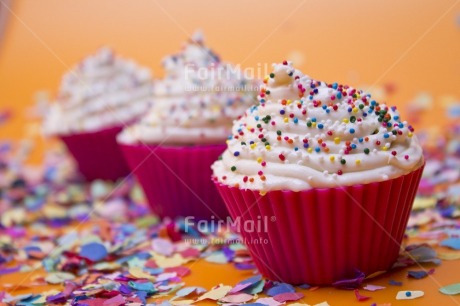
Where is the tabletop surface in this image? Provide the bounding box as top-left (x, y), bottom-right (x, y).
top-left (0, 1), bottom-right (459, 305)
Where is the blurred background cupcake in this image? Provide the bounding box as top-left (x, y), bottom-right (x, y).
top-left (43, 47), bottom-right (153, 181)
top-left (212, 62), bottom-right (424, 285)
top-left (118, 31), bottom-right (259, 220)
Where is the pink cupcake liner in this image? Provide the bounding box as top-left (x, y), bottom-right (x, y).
top-left (59, 125), bottom-right (130, 181)
top-left (215, 165), bottom-right (424, 285)
top-left (119, 143), bottom-right (229, 220)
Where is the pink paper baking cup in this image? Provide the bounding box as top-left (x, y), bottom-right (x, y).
top-left (215, 165), bottom-right (424, 285)
top-left (59, 125), bottom-right (130, 181)
top-left (119, 143), bottom-right (229, 220)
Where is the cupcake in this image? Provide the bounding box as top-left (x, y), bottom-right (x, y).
top-left (117, 32), bottom-right (259, 220)
top-left (212, 62), bottom-right (424, 285)
top-left (43, 48), bottom-right (153, 181)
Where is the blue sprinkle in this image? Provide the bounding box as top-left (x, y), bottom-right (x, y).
top-left (348, 107), bottom-right (352, 112)
top-left (363, 112), bottom-right (368, 117)
top-left (394, 115), bottom-right (399, 120)
top-left (337, 92), bottom-right (342, 99)
top-left (384, 133), bottom-right (389, 138)
top-left (294, 147), bottom-right (299, 151)
top-left (293, 118), bottom-right (299, 124)
top-left (303, 143), bottom-right (309, 148)
top-left (332, 82), bottom-right (338, 89)
top-left (234, 152), bottom-right (240, 157)
top-left (326, 109), bottom-right (330, 113)
top-left (318, 123), bottom-right (324, 129)
top-left (359, 138), bottom-right (364, 143)
top-left (255, 116), bottom-right (259, 121)
top-left (399, 123), bottom-right (404, 128)
top-left (349, 128), bottom-right (355, 134)
top-left (280, 110), bottom-right (285, 115)
top-left (311, 117), bottom-right (317, 122)
top-left (315, 147), bottom-right (321, 152)
top-left (351, 144), bottom-right (357, 149)
top-left (322, 105), bottom-right (327, 109)
top-left (406, 291), bottom-right (412, 297)
top-left (371, 100), bottom-right (377, 105)
top-left (309, 96), bottom-right (313, 100)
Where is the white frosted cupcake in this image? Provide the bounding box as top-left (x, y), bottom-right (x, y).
top-left (212, 62), bottom-right (424, 285)
top-left (118, 31), bottom-right (259, 219)
top-left (43, 48), bottom-right (153, 180)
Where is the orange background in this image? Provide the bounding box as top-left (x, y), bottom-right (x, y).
top-left (0, 0), bottom-right (459, 305)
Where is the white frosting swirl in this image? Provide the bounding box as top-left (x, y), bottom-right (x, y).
top-left (212, 62), bottom-right (424, 191)
top-left (44, 47), bottom-right (153, 135)
top-left (118, 31), bottom-right (259, 145)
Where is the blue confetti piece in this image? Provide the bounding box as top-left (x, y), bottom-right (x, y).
top-left (389, 279), bottom-right (403, 286)
top-left (267, 283), bottom-right (296, 296)
top-left (240, 274), bottom-right (262, 285)
top-left (408, 270), bottom-right (429, 279)
top-left (80, 242), bottom-right (108, 262)
top-left (128, 281), bottom-right (157, 293)
top-left (243, 279), bottom-right (265, 294)
top-left (440, 238), bottom-right (460, 250)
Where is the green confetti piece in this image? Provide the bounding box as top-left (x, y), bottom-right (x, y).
top-left (439, 283), bottom-right (460, 295)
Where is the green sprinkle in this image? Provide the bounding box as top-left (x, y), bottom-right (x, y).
top-left (231, 166), bottom-right (237, 171)
top-left (269, 73), bottom-right (275, 78)
top-left (364, 148), bottom-right (370, 154)
top-left (340, 159), bottom-right (346, 165)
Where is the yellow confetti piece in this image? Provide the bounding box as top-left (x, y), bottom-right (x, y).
top-left (412, 197), bottom-right (437, 210)
top-left (152, 253), bottom-right (189, 268)
top-left (197, 285), bottom-right (232, 301)
top-left (43, 204), bottom-right (68, 219)
top-left (170, 299), bottom-right (196, 305)
top-left (438, 252), bottom-right (460, 260)
top-left (129, 267), bottom-right (156, 281)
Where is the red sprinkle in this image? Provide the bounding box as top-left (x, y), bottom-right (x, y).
top-left (279, 154), bottom-right (286, 161)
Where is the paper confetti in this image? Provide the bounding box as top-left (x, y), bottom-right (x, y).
top-left (439, 283), bottom-right (460, 295)
top-left (440, 238), bottom-right (460, 250)
top-left (396, 290), bottom-right (424, 300)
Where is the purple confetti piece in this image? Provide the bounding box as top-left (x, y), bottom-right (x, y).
top-left (332, 270), bottom-right (365, 289)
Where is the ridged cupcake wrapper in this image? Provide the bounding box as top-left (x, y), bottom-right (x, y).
top-left (215, 165), bottom-right (424, 285)
top-left (119, 143), bottom-right (229, 220)
top-left (59, 125), bottom-right (130, 181)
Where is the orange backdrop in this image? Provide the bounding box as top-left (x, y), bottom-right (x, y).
top-left (0, 1), bottom-right (459, 305)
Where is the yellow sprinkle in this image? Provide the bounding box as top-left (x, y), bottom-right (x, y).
top-left (287, 99), bottom-right (292, 105)
top-left (226, 139), bottom-right (230, 144)
top-left (342, 118), bottom-right (349, 123)
top-left (408, 132), bottom-right (413, 137)
top-left (250, 143), bottom-right (256, 149)
top-left (247, 126), bottom-right (252, 131)
top-left (312, 122), bottom-right (317, 127)
top-left (307, 148), bottom-right (313, 153)
top-left (382, 146), bottom-right (388, 151)
top-left (334, 137), bottom-right (340, 144)
top-left (283, 117), bottom-right (289, 123)
top-left (257, 157), bottom-right (263, 163)
top-left (353, 108), bottom-right (359, 113)
top-left (329, 156), bottom-right (335, 162)
top-left (265, 145), bottom-right (271, 150)
top-left (355, 159), bottom-right (361, 165)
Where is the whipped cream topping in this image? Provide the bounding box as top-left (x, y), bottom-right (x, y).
top-left (212, 62), bottom-right (424, 191)
top-left (118, 31), bottom-right (259, 145)
top-left (44, 47), bottom-right (153, 135)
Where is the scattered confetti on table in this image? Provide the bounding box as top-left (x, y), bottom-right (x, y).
top-left (1, 114), bottom-right (460, 304)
